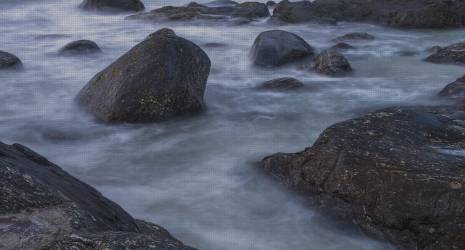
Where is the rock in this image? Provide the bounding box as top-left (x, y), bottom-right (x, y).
top-left (205, 0), bottom-right (238, 7)
top-left (330, 42), bottom-right (355, 51)
top-left (203, 42), bottom-right (227, 48)
top-left (427, 45), bottom-right (442, 54)
top-left (257, 77), bottom-right (304, 91)
top-left (80, 0), bottom-right (145, 12)
top-left (332, 32), bottom-right (375, 42)
top-left (266, 1), bottom-right (276, 7)
top-left (261, 106), bottom-right (465, 249)
top-left (251, 30), bottom-right (314, 67)
top-left (425, 42), bottom-right (465, 65)
top-left (128, 1), bottom-right (269, 23)
top-left (78, 28), bottom-right (211, 123)
top-left (59, 40), bottom-right (101, 55)
top-left (0, 141), bottom-right (195, 249)
top-left (271, 0), bottom-right (465, 28)
top-left (438, 75), bottom-right (465, 104)
top-left (0, 50), bottom-right (22, 69)
top-left (313, 49), bottom-right (352, 76)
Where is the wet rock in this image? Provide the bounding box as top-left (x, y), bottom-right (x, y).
top-left (0, 50), bottom-right (22, 69)
top-left (0, 141), bottom-right (195, 249)
top-left (332, 32), bottom-right (375, 42)
top-left (313, 49), bottom-right (352, 76)
top-left (205, 0), bottom-right (238, 7)
top-left (257, 77), bottom-right (304, 91)
top-left (261, 106), bottom-right (465, 250)
top-left (59, 40), bottom-right (101, 55)
top-left (251, 30), bottom-right (314, 67)
top-left (203, 42), bottom-right (227, 48)
top-left (330, 42), bottom-right (355, 51)
top-left (438, 75), bottom-right (465, 103)
top-left (78, 28), bottom-right (211, 123)
top-left (80, 0), bottom-right (145, 12)
top-left (271, 0), bottom-right (465, 28)
top-left (427, 45), bottom-right (442, 54)
top-left (425, 42), bottom-right (465, 65)
top-left (128, 1), bottom-right (269, 23)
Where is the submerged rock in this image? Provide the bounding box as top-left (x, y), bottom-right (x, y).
top-left (205, 0), bottom-right (238, 7)
top-left (438, 75), bottom-right (465, 104)
top-left (257, 77), bottom-right (304, 91)
top-left (127, 1), bottom-right (269, 24)
top-left (78, 28), bottom-right (211, 123)
top-left (271, 0), bottom-right (465, 28)
top-left (0, 50), bottom-right (22, 69)
top-left (332, 32), bottom-right (375, 42)
top-left (425, 42), bottom-right (465, 65)
top-left (261, 106), bottom-right (465, 249)
top-left (59, 40), bottom-right (101, 55)
top-left (313, 49), bottom-right (352, 76)
top-left (0, 141), bottom-right (195, 249)
top-left (251, 30), bottom-right (314, 67)
top-left (80, 0), bottom-right (145, 12)
top-left (330, 42), bottom-right (355, 51)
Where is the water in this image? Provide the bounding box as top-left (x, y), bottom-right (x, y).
top-left (1, 0), bottom-right (464, 249)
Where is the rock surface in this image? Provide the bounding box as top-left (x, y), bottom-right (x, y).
top-left (128, 1), bottom-right (269, 23)
top-left (257, 77), bottom-right (304, 90)
top-left (313, 49), bottom-right (352, 76)
top-left (438, 75), bottom-right (465, 104)
top-left (332, 32), bottom-right (375, 42)
top-left (271, 0), bottom-right (465, 28)
top-left (0, 141), bottom-right (195, 249)
top-left (80, 0), bottom-right (145, 12)
top-left (0, 50), bottom-right (22, 69)
top-left (330, 42), bottom-right (355, 51)
top-left (251, 30), bottom-right (314, 67)
top-left (78, 28), bottom-right (211, 123)
top-left (425, 42), bottom-right (465, 65)
top-left (59, 40), bottom-right (101, 55)
top-left (261, 106), bottom-right (465, 250)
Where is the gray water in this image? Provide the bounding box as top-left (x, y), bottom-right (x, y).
top-left (1, 0), bottom-right (464, 249)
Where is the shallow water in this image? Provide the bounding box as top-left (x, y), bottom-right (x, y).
top-left (1, 0), bottom-right (464, 249)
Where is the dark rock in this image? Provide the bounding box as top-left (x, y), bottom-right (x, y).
top-left (205, 0), bottom-right (238, 7)
top-left (0, 50), bottom-right (22, 69)
top-left (427, 45), bottom-right (442, 54)
top-left (203, 42), bottom-right (227, 48)
top-left (0, 141), bottom-right (195, 249)
top-left (438, 75), bottom-right (465, 104)
top-left (266, 1), bottom-right (276, 7)
top-left (80, 0), bottom-right (145, 12)
top-left (261, 106), bottom-right (465, 249)
top-left (271, 0), bottom-right (465, 28)
top-left (425, 42), bottom-right (465, 65)
top-left (330, 42), bottom-right (355, 51)
top-left (77, 28), bottom-right (211, 123)
top-left (128, 1), bottom-right (269, 23)
top-left (251, 30), bottom-right (314, 67)
top-left (59, 40), bottom-right (101, 55)
top-left (313, 49), bottom-right (352, 76)
top-left (257, 77), bottom-right (304, 90)
top-left (332, 32), bottom-right (375, 42)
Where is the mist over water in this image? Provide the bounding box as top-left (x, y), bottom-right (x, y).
top-left (1, 0), bottom-right (464, 249)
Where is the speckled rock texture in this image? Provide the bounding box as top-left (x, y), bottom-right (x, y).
top-left (78, 28), bottom-right (211, 123)
top-left (0, 141), bottom-right (195, 250)
top-left (425, 42), bottom-right (465, 65)
top-left (313, 49), bottom-right (352, 76)
top-left (261, 106), bottom-right (465, 249)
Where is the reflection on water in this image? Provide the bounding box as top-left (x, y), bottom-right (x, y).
top-left (0, 0), bottom-right (463, 249)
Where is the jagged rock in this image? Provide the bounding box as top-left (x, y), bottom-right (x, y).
top-left (80, 0), bottom-right (145, 12)
top-left (77, 28), bottom-right (211, 123)
top-left (59, 40), bottom-right (101, 55)
top-left (313, 49), bottom-right (352, 76)
top-left (251, 30), bottom-right (314, 67)
top-left (0, 141), bottom-right (195, 249)
top-left (261, 106), bottom-right (465, 249)
top-left (0, 50), bottom-right (22, 69)
top-left (257, 77), bottom-right (304, 90)
top-left (425, 42), bottom-right (465, 65)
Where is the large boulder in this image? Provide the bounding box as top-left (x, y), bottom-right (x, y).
top-left (271, 0), bottom-right (465, 28)
top-left (261, 106), bottom-right (465, 249)
top-left (313, 49), bottom-right (352, 76)
top-left (425, 42), bottom-right (465, 65)
top-left (80, 0), bottom-right (145, 12)
top-left (128, 1), bottom-right (269, 23)
top-left (0, 50), bottom-right (22, 69)
top-left (0, 141), bottom-right (195, 249)
top-left (78, 28), bottom-right (211, 123)
top-left (59, 40), bottom-right (101, 55)
top-left (251, 30), bottom-right (314, 67)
